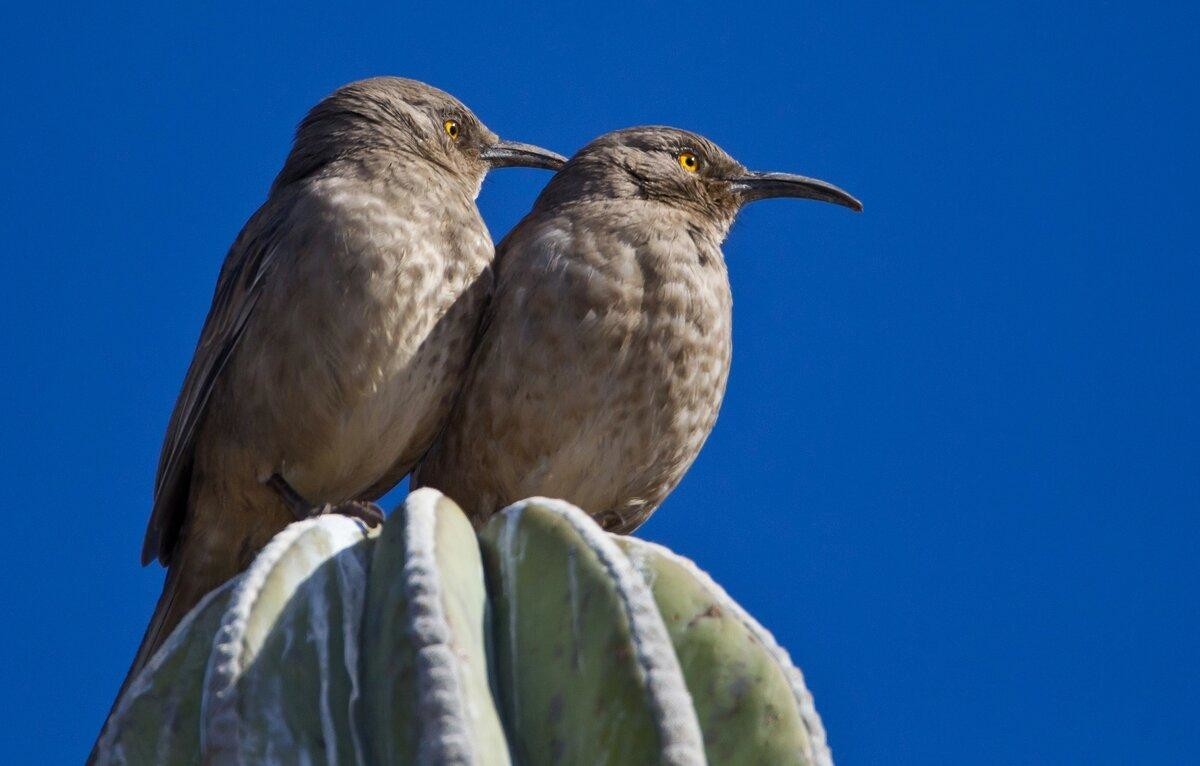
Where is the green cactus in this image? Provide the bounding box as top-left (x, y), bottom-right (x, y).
top-left (94, 576), bottom-right (241, 764)
top-left (616, 537), bottom-right (832, 766)
top-left (361, 489), bottom-right (509, 764)
top-left (204, 516), bottom-right (375, 762)
top-left (94, 491), bottom-right (831, 765)
top-left (478, 498), bottom-right (705, 766)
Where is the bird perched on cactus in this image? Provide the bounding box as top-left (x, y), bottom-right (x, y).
top-left (415, 126), bottom-right (859, 532)
top-left (126, 77), bottom-right (564, 687)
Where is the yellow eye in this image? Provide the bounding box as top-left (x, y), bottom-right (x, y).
top-left (444, 119), bottom-right (461, 141)
top-left (678, 151), bottom-right (700, 173)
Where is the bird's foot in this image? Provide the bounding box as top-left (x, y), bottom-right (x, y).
top-left (268, 473), bottom-right (313, 521)
top-left (310, 500), bottom-right (385, 529)
top-left (266, 473), bottom-right (384, 528)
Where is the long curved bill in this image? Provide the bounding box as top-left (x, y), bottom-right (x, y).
top-left (482, 139), bottom-right (567, 171)
top-left (732, 171), bottom-right (863, 211)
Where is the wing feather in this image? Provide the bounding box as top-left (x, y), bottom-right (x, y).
top-left (141, 204), bottom-right (285, 565)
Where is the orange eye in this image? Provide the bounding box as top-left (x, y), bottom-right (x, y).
top-left (678, 151), bottom-right (700, 173)
top-left (444, 119), bottom-right (461, 141)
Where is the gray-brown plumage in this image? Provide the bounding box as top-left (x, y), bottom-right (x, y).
top-left (414, 126), bottom-right (859, 533)
top-left (124, 78), bottom-right (564, 687)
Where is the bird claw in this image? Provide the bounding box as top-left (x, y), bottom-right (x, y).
top-left (267, 473), bottom-right (383, 528)
top-left (310, 500), bottom-right (385, 529)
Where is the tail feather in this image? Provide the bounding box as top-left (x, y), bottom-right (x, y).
top-left (88, 547), bottom-right (231, 763)
top-left (122, 565), bottom-right (188, 695)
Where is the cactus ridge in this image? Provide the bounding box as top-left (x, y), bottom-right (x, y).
top-left (93, 491), bottom-right (831, 765)
top-left (504, 498), bottom-right (708, 766)
top-left (402, 488), bottom-right (475, 765)
top-left (362, 488), bottom-right (510, 765)
top-left (623, 537), bottom-right (834, 766)
top-left (94, 575), bottom-right (242, 764)
top-left (112, 576), bottom-right (238, 726)
top-left (202, 515), bottom-right (371, 761)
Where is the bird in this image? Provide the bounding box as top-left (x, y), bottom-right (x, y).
top-left (414, 126), bottom-right (860, 534)
top-left (121, 78), bottom-right (564, 688)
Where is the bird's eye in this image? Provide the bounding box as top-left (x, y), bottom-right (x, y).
top-left (444, 119), bottom-right (461, 141)
top-left (678, 151), bottom-right (700, 173)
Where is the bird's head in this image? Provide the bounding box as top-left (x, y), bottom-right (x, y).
top-left (275, 77), bottom-right (565, 195)
top-left (536, 126), bottom-right (861, 233)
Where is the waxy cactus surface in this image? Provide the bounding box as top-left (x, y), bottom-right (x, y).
top-left (94, 491), bottom-right (831, 765)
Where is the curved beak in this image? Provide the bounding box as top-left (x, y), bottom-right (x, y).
top-left (482, 139), bottom-right (567, 171)
top-left (732, 171), bottom-right (862, 212)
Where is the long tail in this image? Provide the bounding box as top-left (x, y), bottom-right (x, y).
top-left (89, 543), bottom-right (232, 762)
top-left (123, 562), bottom-right (196, 692)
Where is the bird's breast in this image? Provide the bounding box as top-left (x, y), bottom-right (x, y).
top-left (244, 183), bottom-right (494, 499)
top-left (509, 228), bottom-right (732, 512)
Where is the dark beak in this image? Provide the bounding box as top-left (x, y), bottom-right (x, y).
top-left (732, 171), bottom-right (862, 212)
top-left (482, 139), bottom-right (566, 171)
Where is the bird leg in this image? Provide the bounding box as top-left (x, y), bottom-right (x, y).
top-left (266, 473), bottom-right (385, 528)
top-left (318, 499), bottom-right (386, 528)
top-left (266, 473), bottom-right (310, 518)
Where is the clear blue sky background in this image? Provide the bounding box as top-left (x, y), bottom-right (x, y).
top-left (2, 2), bottom-right (1197, 762)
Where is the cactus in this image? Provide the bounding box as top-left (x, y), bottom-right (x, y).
top-left (615, 536), bottom-right (832, 766)
top-left (361, 489), bottom-right (509, 764)
top-left (479, 498), bottom-right (705, 765)
top-left (94, 491), bottom-right (830, 765)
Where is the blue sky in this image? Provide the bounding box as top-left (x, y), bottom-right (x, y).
top-left (2, 2), bottom-right (1197, 762)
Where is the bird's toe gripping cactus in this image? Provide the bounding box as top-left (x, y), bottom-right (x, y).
top-left (94, 491), bottom-right (831, 765)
